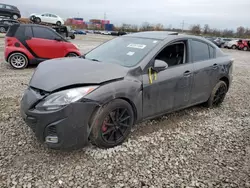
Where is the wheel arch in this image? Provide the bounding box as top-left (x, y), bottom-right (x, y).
top-left (7, 51), bottom-right (29, 63)
top-left (219, 76), bottom-right (229, 91)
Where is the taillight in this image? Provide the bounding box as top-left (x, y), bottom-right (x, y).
top-left (5, 37), bottom-right (13, 46)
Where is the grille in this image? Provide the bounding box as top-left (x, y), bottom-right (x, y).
top-left (47, 125), bottom-right (57, 136)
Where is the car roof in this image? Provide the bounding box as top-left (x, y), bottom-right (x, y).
top-left (124, 31), bottom-right (213, 41)
top-left (124, 31), bottom-right (179, 40)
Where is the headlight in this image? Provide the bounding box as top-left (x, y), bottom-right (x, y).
top-left (35, 86), bottom-right (98, 110)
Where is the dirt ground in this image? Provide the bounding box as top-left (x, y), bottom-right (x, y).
top-left (0, 35), bottom-right (249, 188)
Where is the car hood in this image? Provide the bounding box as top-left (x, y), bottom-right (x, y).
top-left (29, 58), bottom-right (129, 92)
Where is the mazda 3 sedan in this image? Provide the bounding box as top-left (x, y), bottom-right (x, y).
top-left (20, 31), bottom-right (233, 150)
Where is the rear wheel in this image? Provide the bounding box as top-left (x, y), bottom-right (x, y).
top-left (243, 46), bottom-right (248, 51)
top-left (8, 53), bottom-right (29, 69)
top-left (90, 99), bottom-right (134, 148)
top-left (12, 14), bottom-right (19, 20)
top-left (232, 45), bottom-right (237, 49)
top-left (205, 81), bottom-right (228, 108)
top-left (66, 52), bottom-right (78, 57)
top-left (70, 34), bottom-right (75, 39)
top-left (56, 21), bottom-right (61, 26)
top-left (0, 27), bottom-right (6, 33)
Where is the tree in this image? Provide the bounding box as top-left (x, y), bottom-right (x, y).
top-left (154, 23), bottom-right (164, 31)
top-left (190, 24), bottom-right (201, 35)
top-left (236, 26), bottom-right (245, 37)
top-left (140, 22), bottom-right (154, 31)
top-left (203, 24), bottom-right (210, 34)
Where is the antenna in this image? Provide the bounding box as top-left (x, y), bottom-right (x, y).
top-left (104, 12), bottom-right (106, 20)
top-left (181, 20), bottom-right (185, 32)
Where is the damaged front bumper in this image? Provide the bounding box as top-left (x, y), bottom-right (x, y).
top-left (20, 88), bottom-right (99, 150)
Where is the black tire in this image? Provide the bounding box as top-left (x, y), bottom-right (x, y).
top-left (65, 52), bottom-right (78, 57)
top-left (8, 52), bottom-right (29, 69)
top-left (70, 35), bottom-right (75, 39)
top-left (12, 14), bottom-right (19, 20)
top-left (30, 15), bottom-right (36, 22)
top-left (232, 45), bottom-right (237, 49)
top-left (0, 27), bottom-right (6, 33)
top-left (56, 21), bottom-right (61, 26)
top-left (35, 17), bottom-right (41, 23)
top-left (89, 99), bottom-right (134, 148)
top-left (205, 81), bottom-right (228, 108)
top-left (243, 47), bottom-right (248, 51)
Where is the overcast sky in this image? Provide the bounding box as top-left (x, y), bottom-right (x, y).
top-left (4, 0), bottom-right (250, 30)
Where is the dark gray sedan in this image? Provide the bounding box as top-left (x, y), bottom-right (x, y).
top-left (20, 31), bottom-right (233, 150)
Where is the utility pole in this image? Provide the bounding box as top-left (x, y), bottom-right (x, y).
top-left (181, 20), bottom-right (185, 32)
top-left (104, 12), bottom-right (107, 20)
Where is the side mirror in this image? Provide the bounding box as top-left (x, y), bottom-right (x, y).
top-left (153, 59), bottom-right (168, 72)
top-left (54, 37), bottom-right (62, 41)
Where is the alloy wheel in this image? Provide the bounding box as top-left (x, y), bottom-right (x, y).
top-left (101, 108), bottom-right (131, 144)
top-left (9, 54), bottom-right (27, 69)
top-left (0, 27), bottom-right (5, 33)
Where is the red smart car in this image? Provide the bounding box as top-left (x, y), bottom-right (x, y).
top-left (5, 24), bottom-right (81, 69)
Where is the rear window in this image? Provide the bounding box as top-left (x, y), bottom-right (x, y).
top-left (6, 24), bottom-right (19, 37)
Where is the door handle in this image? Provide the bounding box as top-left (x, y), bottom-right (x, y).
top-left (183, 70), bottom-right (191, 76)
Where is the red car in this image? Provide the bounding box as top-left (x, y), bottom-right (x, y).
top-left (237, 39), bottom-right (250, 51)
top-left (5, 24), bottom-right (81, 69)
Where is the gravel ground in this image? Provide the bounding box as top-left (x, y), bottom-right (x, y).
top-left (0, 35), bottom-right (250, 188)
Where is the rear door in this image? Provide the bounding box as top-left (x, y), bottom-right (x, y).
top-left (190, 39), bottom-right (218, 104)
top-left (26, 26), bottom-right (66, 59)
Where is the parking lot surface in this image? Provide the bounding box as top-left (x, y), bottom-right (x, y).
top-left (0, 35), bottom-right (250, 188)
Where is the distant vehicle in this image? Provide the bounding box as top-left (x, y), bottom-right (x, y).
top-left (101, 31), bottom-right (111, 35)
top-left (0, 18), bottom-right (19, 33)
top-left (74, 30), bottom-right (86, 35)
top-left (20, 31), bottom-right (233, 150)
top-left (30, 13), bottom-right (65, 26)
top-left (238, 39), bottom-right (250, 51)
top-left (5, 24), bottom-right (81, 69)
top-left (213, 38), bottom-right (232, 48)
top-left (0, 3), bottom-right (21, 20)
top-left (226, 39), bottom-right (239, 49)
top-left (53, 26), bottom-right (75, 39)
top-left (111, 31), bottom-right (127, 36)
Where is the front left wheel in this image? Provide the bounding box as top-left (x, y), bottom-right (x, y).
top-left (8, 53), bottom-right (29, 69)
top-left (90, 99), bottom-right (134, 148)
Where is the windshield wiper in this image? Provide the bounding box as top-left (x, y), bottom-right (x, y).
top-left (90, 58), bottom-right (100, 62)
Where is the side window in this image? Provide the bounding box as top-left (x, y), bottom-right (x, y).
top-left (6, 6), bottom-right (13, 9)
top-left (155, 42), bottom-right (186, 67)
top-left (33, 27), bottom-right (57, 40)
top-left (24, 26), bottom-right (33, 37)
top-left (51, 14), bottom-right (57, 18)
top-left (209, 46), bottom-right (215, 58)
top-left (0, 4), bottom-right (4, 8)
top-left (191, 40), bottom-right (210, 62)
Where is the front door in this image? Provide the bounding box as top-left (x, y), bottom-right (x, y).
top-left (26, 26), bottom-right (65, 59)
top-left (142, 41), bottom-right (194, 118)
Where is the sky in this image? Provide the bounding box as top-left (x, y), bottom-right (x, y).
top-left (4, 0), bottom-right (250, 30)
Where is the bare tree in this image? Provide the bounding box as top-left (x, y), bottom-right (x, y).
top-left (154, 23), bottom-right (164, 31)
top-left (236, 26), bottom-right (245, 37)
top-left (190, 24), bottom-right (201, 35)
top-left (203, 24), bottom-right (210, 34)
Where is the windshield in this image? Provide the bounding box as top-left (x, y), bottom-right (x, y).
top-left (85, 37), bottom-right (160, 67)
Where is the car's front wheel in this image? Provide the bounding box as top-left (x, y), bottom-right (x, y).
top-left (205, 81), bottom-right (228, 108)
top-left (70, 34), bottom-right (75, 39)
top-left (35, 17), bottom-right (41, 23)
top-left (90, 99), bottom-right (134, 148)
top-left (232, 45), bottom-right (237, 49)
top-left (243, 46), bottom-right (248, 51)
top-left (8, 53), bottom-right (29, 69)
